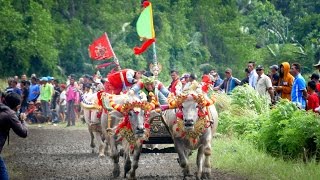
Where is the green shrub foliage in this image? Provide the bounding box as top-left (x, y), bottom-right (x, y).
top-left (218, 88), bottom-right (320, 159)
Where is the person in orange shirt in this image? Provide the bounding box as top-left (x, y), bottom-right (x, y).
top-left (275, 62), bottom-right (294, 100)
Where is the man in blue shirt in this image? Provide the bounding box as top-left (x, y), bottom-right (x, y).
top-left (28, 77), bottom-right (40, 103)
top-left (213, 68), bottom-right (241, 94)
top-left (290, 63), bottom-right (307, 109)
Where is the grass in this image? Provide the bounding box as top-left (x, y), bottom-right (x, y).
top-left (0, 78), bottom-right (7, 92)
top-left (211, 136), bottom-right (320, 180)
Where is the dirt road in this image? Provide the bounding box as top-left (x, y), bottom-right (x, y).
top-left (2, 126), bottom-right (244, 180)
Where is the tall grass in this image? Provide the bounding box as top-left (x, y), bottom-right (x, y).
top-left (212, 136), bottom-right (320, 180)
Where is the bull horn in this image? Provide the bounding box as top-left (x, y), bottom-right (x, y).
top-left (109, 95), bottom-right (123, 112)
top-left (167, 93), bottom-right (178, 109)
top-left (148, 92), bottom-right (158, 110)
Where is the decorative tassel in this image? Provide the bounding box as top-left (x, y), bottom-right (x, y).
top-left (133, 38), bottom-right (155, 55)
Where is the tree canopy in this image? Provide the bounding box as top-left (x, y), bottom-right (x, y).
top-left (0, 0), bottom-right (319, 81)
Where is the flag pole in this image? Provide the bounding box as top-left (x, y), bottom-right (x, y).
top-left (105, 32), bottom-right (127, 91)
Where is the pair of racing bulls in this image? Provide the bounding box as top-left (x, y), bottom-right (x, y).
top-left (81, 89), bottom-right (218, 180)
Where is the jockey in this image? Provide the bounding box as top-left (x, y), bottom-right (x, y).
top-left (129, 72), bottom-right (169, 105)
top-left (104, 69), bottom-right (142, 95)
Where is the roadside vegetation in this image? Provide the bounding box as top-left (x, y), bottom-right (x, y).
top-left (210, 85), bottom-right (320, 179)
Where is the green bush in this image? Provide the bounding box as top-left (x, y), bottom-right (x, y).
top-left (217, 87), bottom-right (320, 160)
top-left (257, 100), bottom-right (320, 159)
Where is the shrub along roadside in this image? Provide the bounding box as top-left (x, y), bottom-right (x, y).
top-left (216, 85), bottom-right (320, 160)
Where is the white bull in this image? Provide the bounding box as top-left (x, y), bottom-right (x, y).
top-left (163, 92), bottom-right (218, 180)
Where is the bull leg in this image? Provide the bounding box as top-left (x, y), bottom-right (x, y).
top-left (94, 132), bottom-right (106, 157)
top-left (110, 135), bottom-right (120, 178)
top-left (196, 146), bottom-right (205, 180)
top-left (101, 112), bottom-right (111, 156)
top-left (174, 139), bottom-right (191, 179)
top-left (88, 125), bottom-right (95, 153)
top-left (129, 145), bottom-right (142, 180)
top-left (201, 144), bottom-right (212, 179)
top-left (124, 150), bottom-right (131, 179)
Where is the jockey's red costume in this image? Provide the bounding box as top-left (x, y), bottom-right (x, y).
top-left (104, 69), bottom-right (137, 94)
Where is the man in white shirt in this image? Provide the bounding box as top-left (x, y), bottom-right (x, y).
top-left (248, 61), bottom-right (258, 89)
top-left (255, 65), bottom-right (275, 104)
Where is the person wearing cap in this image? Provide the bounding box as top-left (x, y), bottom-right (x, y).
top-left (275, 62), bottom-right (294, 101)
top-left (180, 73), bottom-right (190, 89)
top-left (129, 72), bottom-right (169, 105)
top-left (290, 63), bottom-right (307, 109)
top-left (269, 65), bottom-right (280, 86)
top-left (105, 69), bottom-right (143, 95)
top-left (213, 68), bottom-right (241, 94)
top-left (39, 77), bottom-right (53, 123)
top-left (313, 60), bottom-right (320, 72)
top-left (183, 73), bottom-right (200, 93)
top-left (212, 72), bottom-right (223, 88)
top-left (255, 65), bottom-right (275, 104)
top-left (247, 61), bottom-right (258, 89)
top-left (168, 70), bottom-right (182, 95)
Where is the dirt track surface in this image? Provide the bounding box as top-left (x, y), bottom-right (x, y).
top-left (3, 126), bottom-right (245, 180)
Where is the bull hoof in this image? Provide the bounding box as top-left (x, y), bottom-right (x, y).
top-left (201, 172), bottom-right (211, 179)
top-left (119, 148), bottom-right (124, 157)
top-left (91, 149), bottom-right (95, 154)
top-left (99, 154), bottom-right (105, 158)
top-left (113, 165), bottom-right (120, 178)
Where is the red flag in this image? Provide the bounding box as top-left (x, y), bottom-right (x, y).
top-left (88, 33), bottom-right (114, 60)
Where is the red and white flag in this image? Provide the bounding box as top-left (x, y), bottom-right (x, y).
top-left (88, 33), bottom-right (114, 60)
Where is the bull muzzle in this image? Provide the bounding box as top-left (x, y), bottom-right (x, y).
top-left (184, 119), bottom-right (194, 129)
top-left (135, 126), bottom-right (145, 136)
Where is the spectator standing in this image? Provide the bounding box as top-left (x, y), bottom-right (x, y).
top-left (290, 63), bottom-right (307, 109)
top-left (58, 84), bottom-right (67, 122)
top-left (306, 81), bottom-right (319, 113)
top-left (13, 76), bottom-right (20, 89)
top-left (180, 74), bottom-right (189, 89)
top-left (255, 65), bottom-right (275, 104)
top-left (240, 68), bottom-right (250, 85)
top-left (168, 70), bottom-right (182, 95)
top-left (66, 76), bottom-right (77, 126)
top-left (28, 77), bottom-right (40, 103)
top-left (276, 62), bottom-right (294, 100)
top-left (20, 80), bottom-right (29, 113)
top-left (248, 61), bottom-right (258, 89)
top-left (4, 78), bottom-right (14, 94)
top-left (213, 68), bottom-right (241, 94)
top-left (10, 80), bottom-right (22, 95)
top-left (0, 93), bottom-right (28, 180)
top-left (310, 73), bottom-right (320, 93)
top-left (51, 79), bottom-right (61, 123)
top-left (212, 72), bottom-right (223, 87)
top-left (269, 65), bottom-right (280, 86)
top-left (39, 77), bottom-right (53, 123)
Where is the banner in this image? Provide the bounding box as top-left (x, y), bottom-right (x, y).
top-left (88, 33), bottom-right (114, 60)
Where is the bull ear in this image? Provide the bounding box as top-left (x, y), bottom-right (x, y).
top-left (109, 95), bottom-right (123, 112)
